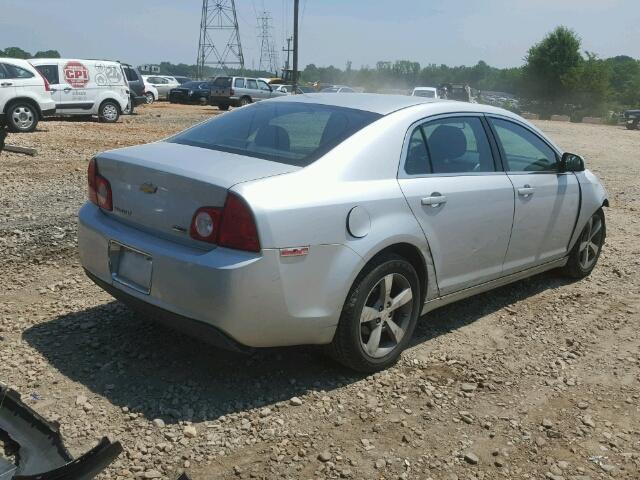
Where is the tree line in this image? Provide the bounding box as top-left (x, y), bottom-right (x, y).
top-left (3, 26), bottom-right (638, 118)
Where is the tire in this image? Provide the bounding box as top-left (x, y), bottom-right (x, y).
top-left (6, 101), bottom-right (39, 133)
top-left (218, 104), bottom-right (230, 111)
top-left (562, 209), bottom-right (605, 279)
top-left (198, 96), bottom-right (208, 106)
top-left (239, 96), bottom-right (251, 107)
top-left (328, 253), bottom-right (421, 372)
top-left (145, 92), bottom-right (155, 104)
top-left (99, 100), bottom-right (120, 123)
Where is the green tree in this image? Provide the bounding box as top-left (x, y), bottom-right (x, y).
top-left (2, 46), bottom-right (31, 59)
top-left (33, 50), bottom-right (61, 58)
top-left (522, 26), bottom-right (582, 104)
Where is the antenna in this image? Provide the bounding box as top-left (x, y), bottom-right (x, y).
top-left (257, 10), bottom-right (278, 74)
top-left (197, 0), bottom-right (245, 79)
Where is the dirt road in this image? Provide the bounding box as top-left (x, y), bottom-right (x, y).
top-left (1, 104), bottom-right (638, 480)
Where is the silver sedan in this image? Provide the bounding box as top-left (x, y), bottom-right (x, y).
top-left (78, 94), bottom-right (608, 372)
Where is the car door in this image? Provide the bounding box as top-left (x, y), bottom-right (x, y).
top-left (245, 78), bottom-right (259, 100)
top-left (0, 64), bottom-right (16, 114)
top-left (487, 116), bottom-right (580, 273)
top-left (257, 79), bottom-right (273, 99)
top-left (33, 63), bottom-right (62, 104)
top-left (398, 114), bottom-right (516, 295)
top-left (59, 60), bottom-right (94, 113)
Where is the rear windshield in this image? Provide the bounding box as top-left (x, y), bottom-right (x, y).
top-left (212, 77), bottom-right (232, 87)
top-left (169, 102), bottom-right (381, 167)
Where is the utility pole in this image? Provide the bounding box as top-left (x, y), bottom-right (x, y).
top-left (292, 0), bottom-right (299, 94)
top-left (282, 36), bottom-right (293, 71)
top-left (196, 0), bottom-right (244, 79)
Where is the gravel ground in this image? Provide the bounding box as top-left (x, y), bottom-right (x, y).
top-left (1, 104), bottom-right (639, 480)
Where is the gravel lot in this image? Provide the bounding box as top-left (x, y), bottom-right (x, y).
top-left (1, 104), bottom-right (639, 480)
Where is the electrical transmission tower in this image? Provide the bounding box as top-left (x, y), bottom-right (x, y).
top-left (257, 11), bottom-right (278, 74)
top-left (197, 0), bottom-right (244, 79)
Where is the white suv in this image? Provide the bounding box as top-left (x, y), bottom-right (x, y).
top-left (0, 58), bottom-right (56, 132)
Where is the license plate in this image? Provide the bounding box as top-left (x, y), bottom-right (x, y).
top-left (109, 241), bottom-right (153, 294)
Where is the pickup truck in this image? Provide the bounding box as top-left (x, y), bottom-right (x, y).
top-left (623, 109), bottom-right (640, 130)
top-left (209, 76), bottom-right (285, 110)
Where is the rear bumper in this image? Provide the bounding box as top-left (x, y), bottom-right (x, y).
top-left (210, 96), bottom-right (240, 107)
top-left (78, 203), bottom-right (360, 348)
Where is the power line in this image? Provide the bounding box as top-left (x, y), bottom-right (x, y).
top-left (257, 10), bottom-right (278, 74)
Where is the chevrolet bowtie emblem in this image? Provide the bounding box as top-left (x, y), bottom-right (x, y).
top-left (140, 182), bottom-right (158, 194)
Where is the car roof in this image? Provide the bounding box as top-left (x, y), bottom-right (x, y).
top-left (267, 93), bottom-right (522, 118)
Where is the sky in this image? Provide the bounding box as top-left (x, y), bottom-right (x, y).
top-left (3, 0), bottom-right (639, 70)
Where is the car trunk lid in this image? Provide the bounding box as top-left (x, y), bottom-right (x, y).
top-left (95, 141), bottom-right (298, 247)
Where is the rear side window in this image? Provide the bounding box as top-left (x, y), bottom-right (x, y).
top-left (212, 77), bottom-right (231, 87)
top-left (35, 65), bottom-right (60, 84)
top-left (489, 118), bottom-right (557, 172)
top-left (123, 67), bottom-right (139, 82)
top-left (246, 79), bottom-right (258, 89)
top-left (405, 117), bottom-right (495, 175)
top-left (4, 64), bottom-right (35, 79)
top-left (169, 101), bottom-right (381, 167)
top-left (234, 78), bottom-right (245, 88)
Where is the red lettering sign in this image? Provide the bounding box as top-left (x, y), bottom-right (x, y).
top-left (63, 61), bottom-right (90, 88)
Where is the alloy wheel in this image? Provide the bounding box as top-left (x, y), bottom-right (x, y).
top-left (578, 214), bottom-right (603, 270)
top-left (11, 105), bottom-right (35, 131)
top-left (145, 93), bottom-right (154, 104)
top-left (359, 273), bottom-right (413, 358)
top-left (103, 104), bottom-right (119, 121)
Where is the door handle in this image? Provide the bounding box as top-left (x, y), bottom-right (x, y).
top-left (0, 82), bottom-right (12, 87)
top-left (50, 88), bottom-right (57, 93)
top-left (63, 87), bottom-right (72, 92)
top-left (517, 185), bottom-right (535, 197)
top-left (421, 194), bottom-right (447, 207)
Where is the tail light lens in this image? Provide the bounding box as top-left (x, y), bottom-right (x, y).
top-left (189, 193), bottom-right (260, 252)
top-left (35, 69), bottom-right (51, 92)
top-left (87, 158), bottom-right (113, 211)
top-left (229, 88), bottom-right (234, 96)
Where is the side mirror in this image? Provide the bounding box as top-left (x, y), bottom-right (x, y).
top-left (559, 152), bottom-right (585, 173)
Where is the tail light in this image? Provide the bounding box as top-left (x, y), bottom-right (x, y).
top-left (87, 158), bottom-right (113, 211)
top-left (189, 193), bottom-right (260, 252)
top-left (229, 88), bottom-right (234, 96)
top-left (35, 69), bottom-right (51, 92)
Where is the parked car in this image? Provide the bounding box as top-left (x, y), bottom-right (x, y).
top-left (168, 81), bottom-right (214, 105)
top-left (143, 81), bottom-right (159, 104)
top-left (120, 63), bottom-right (147, 114)
top-left (411, 87), bottom-right (439, 99)
top-left (209, 76), bottom-right (285, 110)
top-left (78, 94), bottom-right (608, 372)
top-left (623, 109), bottom-right (639, 130)
top-left (273, 84), bottom-right (314, 94)
top-left (142, 75), bottom-right (179, 100)
top-left (321, 85), bottom-right (356, 93)
top-left (0, 58), bottom-right (56, 132)
top-left (30, 58), bottom-right (128, 123)
top-left (172, 76), bottom-right (193, 85)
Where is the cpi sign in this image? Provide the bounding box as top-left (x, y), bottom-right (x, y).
top-left (63, 61), bottom-right (90, 88)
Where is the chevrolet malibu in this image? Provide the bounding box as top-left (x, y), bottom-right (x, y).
top-left (78, 94), bottom-right (608, 372)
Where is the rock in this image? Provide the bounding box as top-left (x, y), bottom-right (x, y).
top-left (581, 415), bottom-right (595, 428)
top-left (545, 473), bottom-right (564, 480)
top-left (557, 460), bottom-right (569, 470)
top-left (152, 418), bottom-right (165, 428)
top-left (577, 401), bottom-right (589, 410)
top-left (464, 452), bottom-right (479, 465)
top-left (494, 457), bottom-right (505, 467)
top-left (144, 470), bottom-right (162, 479)
top-left (374, 458), bottom-right (387, 469)
top-left (289, 396), bottom-right (303, 406)
top-left (535, 436), bottom-right (548, 447)
top-left (542, 418), bottom-right (554, 429)
top-left (75, 394), bottom-right (87, 406)
top-left (317, 450), bottom-right (331, 462)
top-left (460, 383), bottom-right (477, 393)
top-left (183, 425), bottom-right (197, 438)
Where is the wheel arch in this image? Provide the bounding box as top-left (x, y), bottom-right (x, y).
top-left (4, 96), bottom-right (42, 116)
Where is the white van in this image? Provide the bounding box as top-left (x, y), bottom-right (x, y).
top-left (29, 59), bottom-right (130, 123)
top-left (411, 87), bottom-right (439, 99)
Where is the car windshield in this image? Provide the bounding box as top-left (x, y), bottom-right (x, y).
top-left (169, 101), bottom-right (381, 167)
top-left (415, 90), bottom-right (435, 98)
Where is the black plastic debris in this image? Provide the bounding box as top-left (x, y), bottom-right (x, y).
top-left (0, 384), bottom-right (122, 479)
